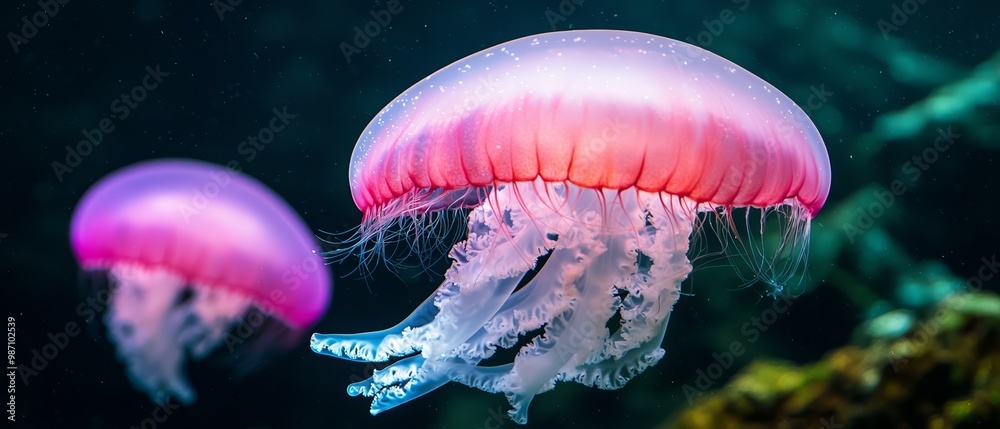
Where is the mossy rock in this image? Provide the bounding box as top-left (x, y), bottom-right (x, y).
top-left (662, 292), bottom-right (1000, 429)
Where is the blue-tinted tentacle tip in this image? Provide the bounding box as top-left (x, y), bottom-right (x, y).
top-left (345, 355), bottom-right (451, 415)
top-left (309, 294), bottom-right (441, 362)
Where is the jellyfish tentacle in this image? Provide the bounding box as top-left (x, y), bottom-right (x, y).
top-left (593, 201), bottom-right (695, 363)
top-left (560, 267), bottom-right (690, 389)
top-left (310, 292), bottom-right (439, 362)
top-left (346, 355), bottom-right (456, 415)
top-left (499, 229), bottom-right (637, 423)
top-left (557, 196), bottom-right (695, 389)
top-left (449, 191), bottom-right (696, 421)
top-left (312, 184), bottom-right (702, 424)
top-left (457, 241), bottom-right (585, 360)
top-left (311, 187), bottom-right (550, 362)
top-left (107, 264), bottom-right (251, 405)
top-left (400, 188), bottom-right (553, 359)
top-left (407, 228), bottom-right (634, 424)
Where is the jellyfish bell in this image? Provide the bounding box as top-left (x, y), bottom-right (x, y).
top-left (312, 30), bottom-right (830, 424)
top-left (70, 159), bottom-right (332, 404)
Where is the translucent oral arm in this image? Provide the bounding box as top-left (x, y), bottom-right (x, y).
top-left (310, 292), bottom-right (439, 362)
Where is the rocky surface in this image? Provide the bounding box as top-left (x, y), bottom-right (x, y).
top-left (662, 292), bottom-right (1000, 429)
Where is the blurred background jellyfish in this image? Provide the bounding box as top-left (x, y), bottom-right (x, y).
top-left (71, 159), bottom-right (332, 404)
top-left (311, 30), bottom-right (830, 424)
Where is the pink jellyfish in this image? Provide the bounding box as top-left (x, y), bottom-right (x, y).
top-left (311, 30), bottom-right (830, 424)
top-left (71, 159), bottom-right (331, 404)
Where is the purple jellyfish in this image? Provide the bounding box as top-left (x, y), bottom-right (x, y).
top-left (71, 159), bottom-right (331, 404)
top-left (311, 30), bottom-right (830, 423)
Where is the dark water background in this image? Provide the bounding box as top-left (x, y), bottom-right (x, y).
top-left (3, 1), bottom-right (998, 428)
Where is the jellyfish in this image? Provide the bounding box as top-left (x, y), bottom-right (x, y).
top-left (70, 159), bottom-right (332, 404)
top-left (311, 30), bottom-right (830, 424)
